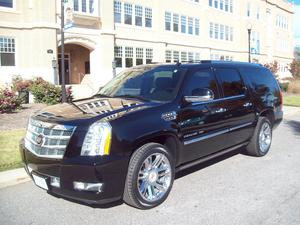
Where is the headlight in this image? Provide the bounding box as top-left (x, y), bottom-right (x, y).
top-left (81, 121), bottom-right (112, 156)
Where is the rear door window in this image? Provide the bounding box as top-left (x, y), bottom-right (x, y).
top-left (215, 68), bottom-right (245, 97)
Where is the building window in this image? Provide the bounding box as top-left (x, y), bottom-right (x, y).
top-left (135, 5), bottom-right (143, 26)
top-left (125, 47), bottom-right (133, 67)
top-left (0, 0), bottom-right (13, 8)
top-left (225, 0), bottom-right (229, 11)
top-left (146, 48), bottom-right (153, 64)
top-left (82, 0), bottom-right (87, 12)
top-left (209, 22), bottom-right (213, 38)
top-left (124, 3), bottom-right (132, 25)
top-left (165, 12), bottom-right (171, 31)
top-left (214, 23), bottom-right (219, 39)
top-left (220, 0), bottom-right (224, 10)
top-left (229, 0), bottom-right (233, 13)
top-left (214, 0), bottom-right (218, 8)
top-left (114, 1), bottom-right (122, 23)
top-left (256, 7), bottom-right (260, 20)
top-left (195, 53), bottom-right (200, 61)
top-left (220, 24), bottom-right (224, 40)
top-left (230, 27), bottom-right (233, 41)
top-left (188, 17), bottom-right (193, 35)
top-left (181, 52), bottom-right (187, 62)
top-left (181, 16), bottom-right (186, 33)
top-left (114, 46), bottom-right (122, 68)
top-left (136, 48), bottom-right (143, 65)
top-left (188, 52), bottom-right (194, 62)
top-left (0, 37), bottom-right (15, 66)
top-left (225, 25), bottom-right (229, 40)
top-left (74, 0), bottom-right (79, 11)
top-left (209, 0), bottom-right (213, 7)
top-left (173, 51), bottom-right (179, 62)
top-left (195, 18), bottom-right (199, 36)
top-left (145, 7), bottom-right (152, 28)
top-left (165, 50), bottom-right (172, 63)
top-left (247, 2), bottom-right (251, 17)
top-left (173, 14), bottom-right (179, 32)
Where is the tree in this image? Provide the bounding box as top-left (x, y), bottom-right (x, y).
top-left (263, 61), bottom-right (279, 79)
top-left (289, 59), bottom-right (300, 79)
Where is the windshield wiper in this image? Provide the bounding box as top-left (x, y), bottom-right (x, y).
top-left (114, 95), bottom-right (149, 102)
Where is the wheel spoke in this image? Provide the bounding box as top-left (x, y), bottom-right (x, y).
top-left (154, 181), bottom-right (165, 192)
top-left (152, 155), bottom-right (163, 168)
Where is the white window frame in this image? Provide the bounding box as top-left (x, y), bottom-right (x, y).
top-left (73, 0), bottom-right (98, 16)
top-left (145, 7), bottom-right (152, 28)
top-left (0, 36), bottom-right (16, 67)
top-left (165, 12), bottom-right (172, 31)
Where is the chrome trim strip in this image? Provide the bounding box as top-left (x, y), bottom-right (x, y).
top-left (229, 122), bottom-right (253, 132)
top-left (183, 121), bottom-right (253, 145)
top-left (191, 94), bottom-right (245, 106)
top-left (184, 129), bottom-right (228, 145)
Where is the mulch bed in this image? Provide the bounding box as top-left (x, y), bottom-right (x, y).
top-left (0, 104), bottom-right (46, 131)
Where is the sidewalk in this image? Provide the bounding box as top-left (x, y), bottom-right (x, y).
top-left (0, 168), bottom-right (30, 189)
top-left (0, 106), bottom-right (299, 189)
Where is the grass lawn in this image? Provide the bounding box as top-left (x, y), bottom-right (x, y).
top-left (0, 129), bottom-right (25, 172)
top-left (284, 95), bottom-right (300, 107)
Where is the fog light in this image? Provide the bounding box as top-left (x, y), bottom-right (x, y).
top-left (50, 176), bottom-right (60, 188)
top-left (73, 181), bottom-right (103, 193)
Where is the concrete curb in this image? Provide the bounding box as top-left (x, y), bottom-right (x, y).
top-left (0, 106), bottom-right (299, 189)
top-left (0, 168), bottom-right (30, 189)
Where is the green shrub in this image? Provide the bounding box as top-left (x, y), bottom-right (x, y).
top-left (0, 88), bottom-right (22, 113)
top-left (279, 82), bottom-right (289, 92)
top-left (29, 77), bottom-right (73, 105)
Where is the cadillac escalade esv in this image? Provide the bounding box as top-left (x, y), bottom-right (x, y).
top-left (20, 61), bottom-right (283, 209)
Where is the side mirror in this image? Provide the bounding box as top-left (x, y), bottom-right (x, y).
top-left (184, 88), bottom-right (214, 103)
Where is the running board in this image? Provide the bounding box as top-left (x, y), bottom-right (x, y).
top-left (175, 142), bottom-right (248, 173)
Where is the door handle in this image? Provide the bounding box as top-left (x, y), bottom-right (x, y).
top-left (215, 108), bottom-right (227, 113)
top-left (243, 102), bottom-right (252, 107)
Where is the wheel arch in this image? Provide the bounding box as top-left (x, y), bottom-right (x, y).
top-left (259, 108), bottom-right (275, 125)
top-left (132, 132), bottom-right (181, 166)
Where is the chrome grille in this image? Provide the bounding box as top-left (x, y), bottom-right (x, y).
top-left (24, 118), bottom-right (76, 159)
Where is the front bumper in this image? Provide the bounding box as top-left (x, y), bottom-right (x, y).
top-left (19, 140), bottom-right (130, 205)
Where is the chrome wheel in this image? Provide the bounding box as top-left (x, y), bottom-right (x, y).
top-left (259, 122), bottom-right (272, 153)
top-left (137, 153), bottom-right (171, 202)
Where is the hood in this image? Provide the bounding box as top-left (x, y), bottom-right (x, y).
top-left (33, 97), bottom-right (158, 123)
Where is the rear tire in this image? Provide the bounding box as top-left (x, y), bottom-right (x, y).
top-left (123, 143), bottom-right (175, 209)
top-left (246, 117), bottom-right (272, 157)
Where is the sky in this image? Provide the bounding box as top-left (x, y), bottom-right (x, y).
top-left (294, 1), bottom-right (300, 46)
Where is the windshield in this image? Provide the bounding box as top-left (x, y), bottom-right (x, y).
top-left (98, 66), bottom-right (186, 102)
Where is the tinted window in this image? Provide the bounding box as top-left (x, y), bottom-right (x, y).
top-left (99, 66), bottom-right (186, 102)
top-left (184, 69), bottom-right (219, 98)
top-left (241, 67), bottom-right (278, 93)
top-left (215, 68), bottom-right (245, 97)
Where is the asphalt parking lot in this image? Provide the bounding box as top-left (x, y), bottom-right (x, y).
top-left (1, 112), bottom-right (300, 225)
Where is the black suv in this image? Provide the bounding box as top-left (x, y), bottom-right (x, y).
top-left (20, 61), bottom-right (283, 209)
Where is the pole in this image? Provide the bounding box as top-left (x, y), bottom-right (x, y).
top-left (60, 0), bottom-right (67, 103)
top-left (248, 29), bottom-right (251, 63)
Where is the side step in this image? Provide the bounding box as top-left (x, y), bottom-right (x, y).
top-left (175, 142), bottom-right (248, 173)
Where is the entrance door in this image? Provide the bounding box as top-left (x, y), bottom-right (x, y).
top-left (58, 54), bottom-right (70, 84)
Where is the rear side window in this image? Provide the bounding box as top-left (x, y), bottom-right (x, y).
top-left (184, 68), bottom-right (220, 98)
top-left (215, 68), bottom-right (245, 97)
top-left (241, 67), bottom-right (278, 93)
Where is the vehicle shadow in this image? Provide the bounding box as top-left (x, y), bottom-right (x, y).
top-left (285, 120), bottom-right (300, 136)
top-left (49, 192), bottom-right (124, 209)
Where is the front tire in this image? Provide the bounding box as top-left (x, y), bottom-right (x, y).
top-left (123, 143), bottom-right (175, 209)
top-left (246, 117), bottom-right (272, 157)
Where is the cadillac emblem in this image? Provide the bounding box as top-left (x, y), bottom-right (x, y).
top-left (36, 134), bottom-right (44, 146)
